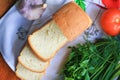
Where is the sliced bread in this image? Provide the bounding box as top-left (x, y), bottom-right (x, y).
top-left (16, 63), bottom-right (45, 80)
top-left (53, 1), bottom-right (92, 41)
top-left (28, 1), bottom-right (92, 61)
top-left (18, 44), bottom-right (49, 72)
top-left (28, 20), bottom-right (68, 61)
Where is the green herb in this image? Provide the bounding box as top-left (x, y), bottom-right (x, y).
top-left (74, 0), bottom-right (86, 11)
top-left (62, 36), bottom-right (120, 80)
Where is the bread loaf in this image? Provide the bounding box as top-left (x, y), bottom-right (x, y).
top-left (16, 1), bottom-right (92, 79)
top-left (28, 1), bottom-right (92, 61)
top-left (16, 63), bottom-right (45, 80)
top-left (0, 0), bottom-right (16, 17)
top-left (18, 44), bottom-right (49, 72)
top-left (28, 20), bottom-right (68, 61)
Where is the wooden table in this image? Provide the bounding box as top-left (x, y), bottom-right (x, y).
top-left (0, 53), bottom-right (20, 80)
top-left (0, 1), bottom-right (20, 80)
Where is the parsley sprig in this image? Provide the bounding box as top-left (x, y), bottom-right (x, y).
top-left (74, 0), bottom-right (86, 11)
top-left (63, 36), bottom-right (120, 80)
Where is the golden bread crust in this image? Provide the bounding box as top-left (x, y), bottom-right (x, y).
top-left (53, 1), bottom-right (92, 41)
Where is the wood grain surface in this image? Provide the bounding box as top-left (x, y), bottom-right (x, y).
top-left (0, 53), bottom-right (20, 80)
top-left (0, 0), bottom-right (16, 18)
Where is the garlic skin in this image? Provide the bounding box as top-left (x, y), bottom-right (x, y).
top-left (18, 0), bottom-right (47, 20)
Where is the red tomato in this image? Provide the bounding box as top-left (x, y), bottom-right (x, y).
top-left (102, 0), bottom-right (120, 9)
top-left (100, 9), bottom-right (120, 36)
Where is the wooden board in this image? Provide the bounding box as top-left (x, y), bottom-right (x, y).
top-left (0, 53), bottom-right (20, 80)
top-left (0, 0), bottom-right (16, 18)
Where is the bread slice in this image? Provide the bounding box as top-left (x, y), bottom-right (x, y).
top-left (16, 63), bottom-right (45, 80)
top-left (28, 20), bottom-right (68, 61)
top-left (18, 44), bottom-right (49, 72)
top-left (53, 1), bottom-right (92, 41)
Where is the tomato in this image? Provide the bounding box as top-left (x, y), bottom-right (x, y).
top-left (102, 0), bottom-right (120, 9)
top-left (100, 9), bottom-right (120, 36)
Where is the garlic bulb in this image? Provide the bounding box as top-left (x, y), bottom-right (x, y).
top-left (18, 0), bottom-right (47, 20)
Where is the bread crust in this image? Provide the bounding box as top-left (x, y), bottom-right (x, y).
top-left (53, 1), bottom-right (92, 41)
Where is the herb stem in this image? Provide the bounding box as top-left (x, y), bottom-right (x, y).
top-left (91, 54), bottom-right (112, 79)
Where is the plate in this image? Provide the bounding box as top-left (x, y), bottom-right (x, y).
top-left (0, 0), bottom-right (104, 80)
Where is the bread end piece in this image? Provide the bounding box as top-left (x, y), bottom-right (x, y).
top-left (53, 1), bottom-right (92, 41)
top-left (16, 63), bottom-right (45, 80)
